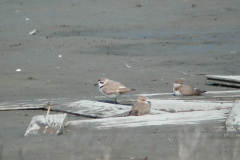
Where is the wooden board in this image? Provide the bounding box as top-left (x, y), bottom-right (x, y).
top-left (49, 100), bottom-right (132, 118)
top-left (205, 75), bottom-right (240, 87)
top-left (67, 109), bottom-right (229, 129)
top-left (0, 98), bottom-right (78, 111)
top-left (150, 99), bottom-right (233, 112)
top-left (48, 100), bottom-right (233, 118)
top-left (0, 99), bottom-right (233, 118)
top-left (206, 79), bottom-right (240, 87)
top-left (206, 75), bottom-right (240, 83)
top-left (24, 114), bottom-right (67, 136)
top-left (0, 101), bottom-right (44, 110)
top-left (137, 90), bottom-right (240, 97)
top-left (225, 100), bottom-right (240, 132)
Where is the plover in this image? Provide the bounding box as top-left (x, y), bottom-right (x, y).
top-left (96, 78), bottom-right (135, 102)
top-left (129, 96), bottom-right (151, 116)
top-left (173, 80), bottom-right (206, 96)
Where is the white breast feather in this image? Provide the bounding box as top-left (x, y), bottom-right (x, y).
top-left (173, 83), bottom-right (182, 96)
top-left (173, 90), bottom-right (182, 96)
top-left (99, 87), bottom-right (119, 99)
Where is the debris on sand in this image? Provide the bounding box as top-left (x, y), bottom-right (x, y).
top-left (124, 62), bottom-right (131, 68)
top-left (28, 29), bottom-right (37, 35)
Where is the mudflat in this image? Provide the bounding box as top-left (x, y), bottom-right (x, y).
top-left (0, 0), bottom-right (240, 159)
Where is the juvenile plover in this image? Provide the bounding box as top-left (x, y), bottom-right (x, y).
top-left (129, 96), bottom-right (151, 116)
top-left (173, 80), bottom-right (206, 96)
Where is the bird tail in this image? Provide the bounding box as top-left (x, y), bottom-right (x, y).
top-left (119, 88), bottom-right (136, 94)
top-left (197, 89), bottom-right (206, 94)
top-left (128, 110), bottom-right (138, 116)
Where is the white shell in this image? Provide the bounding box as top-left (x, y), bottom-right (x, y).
top-left (28, 29), bottom-right (37, 35)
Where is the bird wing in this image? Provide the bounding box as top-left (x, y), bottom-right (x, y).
top-left (180, 84), bottom-right (196, 96)
top-left (194, 88), bottom-right (206, 95)
top-left (180, 84), bottom-right (206, 96)
top-left (102, 80), bottom-right (135, 95)
top-left (101, 80), bottom-right (123, 95)
top-left (118, 87), bottom-right (135, 94)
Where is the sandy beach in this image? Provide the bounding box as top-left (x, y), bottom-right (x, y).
top-left (0, 0), bottom-right (240, 159)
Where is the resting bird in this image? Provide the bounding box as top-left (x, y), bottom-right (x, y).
top-left (173, 80), bottom-right (206, 96)
top-left (129, 97), bottom-right (151, 116)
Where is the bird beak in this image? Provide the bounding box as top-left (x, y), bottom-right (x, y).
top-left (94, 83), bottom-right (98, 86)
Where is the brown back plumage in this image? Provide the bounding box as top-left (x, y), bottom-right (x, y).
top-left (101, 79), bottom-right (135, 95)
top-left (129, 97), bottom-right (151, 116)
top-left (177, 84), bottom-right (206, 96)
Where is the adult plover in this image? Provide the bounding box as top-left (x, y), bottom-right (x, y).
top-left (173, 80), bottom-right (206, 96)
top-left (96, 78), bottom-right (135, 102)
top-left (129, 96), bottom-right (151, 116)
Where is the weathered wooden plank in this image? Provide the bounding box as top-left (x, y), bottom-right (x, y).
top-left (150, 100), bottom-right (233, 112)
top-left (206, 79), bottom-right (240, 87)
top-left (206, 75), bottom-right (240, 87)
top-left (135, 91), bottom-right (240, 102)
top-left (0, 102), bottom-right (44, 110)
top-left (206, 75), bottom-right (240, 83)
top-left (49, 100), bottom-right (134, 118)
top-left (225, 100), bottom-right (240, 132)
top-left (48, 100), bottom-right (232, 118)
top-left (0, 99), bottom-right (233, 118)
top-left (137, 90), bottom-right (240, 97)
top-left (24, 114), bottom-right (67, 136)
top-left (67, 109), bottom-right (229, 129)
top-left (0, 98), bottom-right (75, 111)
top-left (204, 90), bottom-right (240, 94)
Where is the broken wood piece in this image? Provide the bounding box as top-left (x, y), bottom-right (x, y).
top-left (206, 75), bottom-right (240, 87)
top-left (24, 114), bottom-right (67, 136)
top-left (49, 100), bottom-right (133, 118)
top-left (225, 100), bottom-right (240, 132)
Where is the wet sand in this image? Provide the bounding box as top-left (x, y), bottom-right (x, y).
top-left (0, 0), bottom-right (240, 159)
